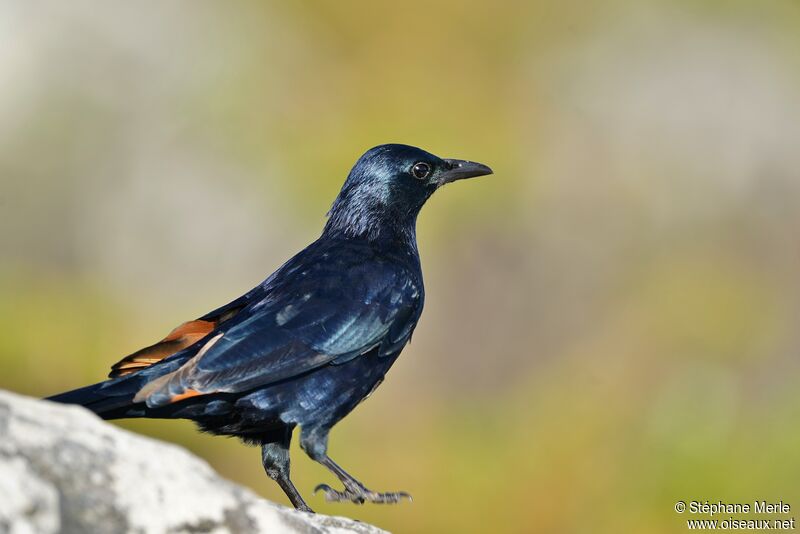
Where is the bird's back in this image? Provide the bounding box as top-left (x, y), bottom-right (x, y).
top-left (50, 235), bottom-right (425, 430)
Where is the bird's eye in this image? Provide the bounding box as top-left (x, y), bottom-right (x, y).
top-left (411, 162), bottom-right (431, 180)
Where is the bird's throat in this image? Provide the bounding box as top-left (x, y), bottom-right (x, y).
top-left (323, 200), bottom-right (419, 249)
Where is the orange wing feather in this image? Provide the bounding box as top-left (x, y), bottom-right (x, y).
top-left (167, 389), bottom-right (204, 403)
top-left (109, 305), bottom-right (242, 379)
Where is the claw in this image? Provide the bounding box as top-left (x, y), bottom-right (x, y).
top-left (313, 483), bottom-right (332, 495)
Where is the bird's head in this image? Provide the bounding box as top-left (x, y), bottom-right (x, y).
top-left (324, 144), bottom-right (493, 241)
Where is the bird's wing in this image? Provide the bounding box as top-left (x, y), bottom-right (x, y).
top-left (134, 257), bottom-right (421, 407)
top-left (108, 294), bottom-right (252, 379)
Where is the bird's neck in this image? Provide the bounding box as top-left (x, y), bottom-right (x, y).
top-left (322, 197), bottom-right (420, 251)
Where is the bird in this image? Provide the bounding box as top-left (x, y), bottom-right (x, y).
top-left (47, 144), bottom-right (493, 512)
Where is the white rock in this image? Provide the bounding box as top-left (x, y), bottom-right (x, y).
top-left (0, 390), bottom-right (386, 534)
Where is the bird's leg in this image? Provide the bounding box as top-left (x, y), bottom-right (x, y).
top-left (261, 427), bottom-right (313, 513)
top-left (300, 426), bottom-right (411, 505)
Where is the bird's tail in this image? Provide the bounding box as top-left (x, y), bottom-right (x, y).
top-left (45, 380), bottom-right (141, 420)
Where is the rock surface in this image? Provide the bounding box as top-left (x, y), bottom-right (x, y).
top-left (0, 390), bottom-right (386, 534)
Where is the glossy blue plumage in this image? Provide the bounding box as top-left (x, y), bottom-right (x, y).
top-left (47, 144), bottom-right (492, 511)
top-left (138, 235), bottom-right (424, 432)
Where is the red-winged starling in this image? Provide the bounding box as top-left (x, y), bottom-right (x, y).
top-left (47, 144), bottom-right (493, 512)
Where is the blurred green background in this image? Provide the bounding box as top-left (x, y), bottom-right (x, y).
top-left (2, 1), bottom-right (800, 532)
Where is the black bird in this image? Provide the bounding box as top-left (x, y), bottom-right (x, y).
top-left (47, 144), bottom-right (493, 512)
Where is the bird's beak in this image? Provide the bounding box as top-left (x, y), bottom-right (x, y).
top-left (439, 159), bottom-right (494, 186)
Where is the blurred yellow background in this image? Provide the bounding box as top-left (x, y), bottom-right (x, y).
top-left (2, 1), bottom-right (800, 532)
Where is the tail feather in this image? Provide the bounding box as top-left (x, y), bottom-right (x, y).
top-left (46, 354), bottom-right (194, 420)
top-left (46, 381), bottom-right (138, 420)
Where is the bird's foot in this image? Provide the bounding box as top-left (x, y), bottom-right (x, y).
top-left (294, 501), bottom-right (315, 513)
top-left (314, 483), bottom-right (412, 505)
